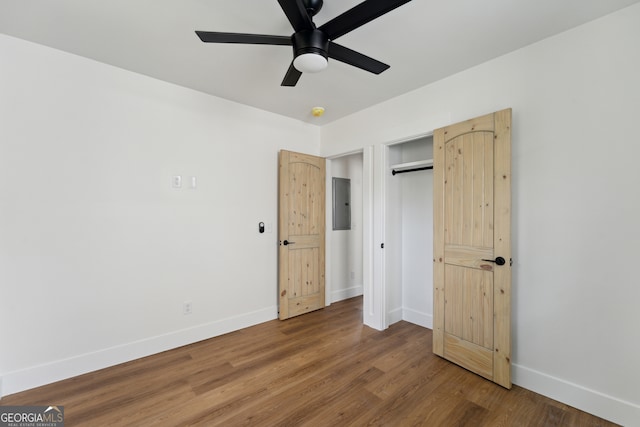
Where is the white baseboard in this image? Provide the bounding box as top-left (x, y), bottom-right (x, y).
top-left (387, 307), bottom-right (403, 326)
top-left (513, 364), bottom-right (640, 426)
top-left (402, 308), bottom-right (433, 329)
top-left (331, 284), bottom-right (363, 303)
top-left (2, 306), bottom-right (277, 397)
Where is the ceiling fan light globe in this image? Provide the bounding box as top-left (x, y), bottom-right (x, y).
top-left (294, 53), bottom-right (328, 73)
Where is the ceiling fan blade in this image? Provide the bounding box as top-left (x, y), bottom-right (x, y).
top-left (328, 42), bottom-right (389, 74)
top-left (319, 0), bottom-right (412, 40)
top-left (281, 62), bottom-right (303, 86)
top-left (196, 31), bottom-right (292, 46)
top-left (278, 0), bottom-right (314, 32)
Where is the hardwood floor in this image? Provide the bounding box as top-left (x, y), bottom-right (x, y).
top-left (1, 297), bottom-right (617, 426)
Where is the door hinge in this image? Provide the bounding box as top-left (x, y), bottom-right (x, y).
top-left (381, 243), bottom-right (384, 249)
top-left (510, 258), bottom-right (513, 266)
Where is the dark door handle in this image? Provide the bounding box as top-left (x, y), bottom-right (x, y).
top-left (283, 240), bottom-right (295, 246)
top-left (482, 256), bottom-right (506, 266)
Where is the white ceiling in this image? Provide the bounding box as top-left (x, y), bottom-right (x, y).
top-left (1, 0), bottom-right (638, 125)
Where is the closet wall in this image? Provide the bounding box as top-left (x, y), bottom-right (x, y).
top-left (386, 136), bottom-right (434, 327)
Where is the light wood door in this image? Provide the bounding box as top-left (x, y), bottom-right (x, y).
top-left (433, 109), bottom-right (512, 388)
top-left (278, 150), bottom-right (326, 320)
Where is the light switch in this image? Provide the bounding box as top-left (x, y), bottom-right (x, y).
top-left (172, 176), bottom-right (182, 188)
top-left (189, 176), bottom-right (197, 189)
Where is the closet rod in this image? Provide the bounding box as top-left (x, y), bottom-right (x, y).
top-left (391, 166), bottom-right (433, 176)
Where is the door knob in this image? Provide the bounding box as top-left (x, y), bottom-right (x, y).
top-left (482, 256), bottom-right (506, 266)
top-left (283, 240), bottom-right (295, 246)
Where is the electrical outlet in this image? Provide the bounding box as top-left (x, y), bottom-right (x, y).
top-left (183, 301), bottom-right (192, 315)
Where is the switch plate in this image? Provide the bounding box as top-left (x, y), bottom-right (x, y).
top-left (189, 176), bottom-right (197, 189)
top-left (183, 301), bottom-right (192, 315)
top-left (172, 176), bottom-right (182, 188)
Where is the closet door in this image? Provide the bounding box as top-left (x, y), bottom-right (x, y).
top-left (432, 109), bottom-right (512, 388)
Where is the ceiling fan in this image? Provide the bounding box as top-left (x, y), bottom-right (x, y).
top-left (195, 0), bottom-right (413, 87)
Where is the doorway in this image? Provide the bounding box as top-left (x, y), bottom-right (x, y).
top-left (384, 135), bottom-right (434, 328)
top-left (324, 138), bottom-right (433, 331)
top-left (326, 152), bottom-right (364, 305)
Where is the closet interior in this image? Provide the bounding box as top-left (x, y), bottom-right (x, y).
top-left (385, 136), bottom-right (434, 328)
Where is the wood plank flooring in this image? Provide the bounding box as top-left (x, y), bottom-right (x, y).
top-left (1, 297), bottom-right (617, 426)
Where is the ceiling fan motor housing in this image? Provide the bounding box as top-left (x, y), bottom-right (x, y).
top-left (292, 29), bottom-right (329, 59)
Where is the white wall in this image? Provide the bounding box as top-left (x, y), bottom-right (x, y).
top-left (0, 34), bottom-right (320, 396)
top-left (321, 4), bottom-right (640, 425)
top-left (328, 154), bottom-right (363, 303)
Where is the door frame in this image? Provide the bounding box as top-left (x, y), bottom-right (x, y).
top-left (381, 133), bottom-right (435, 329)
top-left (323, 148), bottom-right (383, 328)
top-left (382, 133), bottom-right (435, 329)
top-left (325, 132), bottom-right (434, 331)
top-left (323, 149), bottom-right (372, 315)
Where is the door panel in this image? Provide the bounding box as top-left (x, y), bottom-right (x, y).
top-left (278, 150), bottom-right (326, 320)
top-left (433, 109), bottom-right (512, 388)
top-left (443, 264), bottom-right (493, 347)
top-left (444, 334), bottom-right (493, 380)
top-left (444, 132), bottom-right (494, 248)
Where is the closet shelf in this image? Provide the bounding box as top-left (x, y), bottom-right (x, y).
top-left (390, 159), bottom-right (433, 171)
